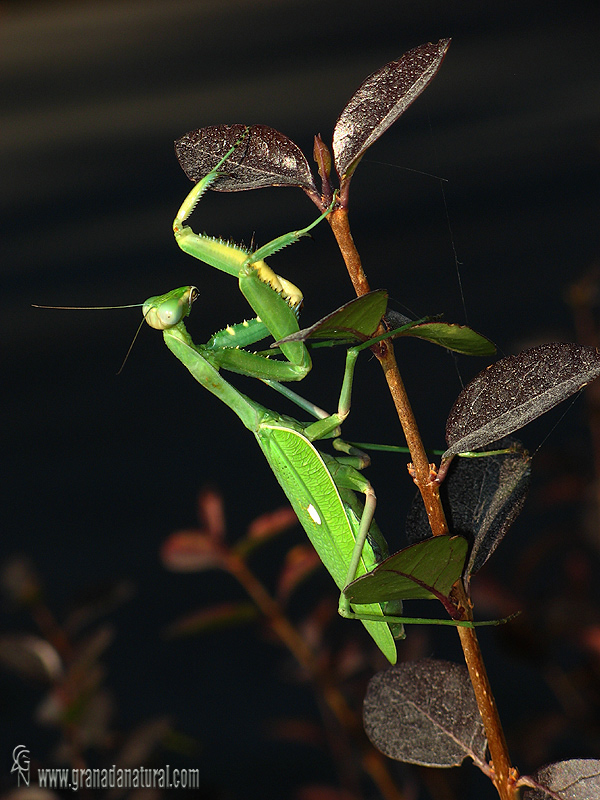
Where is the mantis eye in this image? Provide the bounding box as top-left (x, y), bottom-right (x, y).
top-left (142, 286), bottom-right (199, 330)
top-left (143, 296), bottom-right (183, 330)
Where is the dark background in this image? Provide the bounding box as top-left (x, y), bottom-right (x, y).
top-left (2, 1), bottom-right (600, 798)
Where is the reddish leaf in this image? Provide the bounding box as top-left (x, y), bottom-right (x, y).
top-left (164, 602), bottom-right (258, 638)
top-left (0, 634), bottom-right (62, 682)
top-left (196, 486), bottom-right (226, 542)
top-left (276, 544), bottom-right (323, 602)
top-left (1, 556), bottom-right (41, 605)
top-left (246, 505), bottom-right (299, 541)
top-left (160, 530), bottom-right (226, 572)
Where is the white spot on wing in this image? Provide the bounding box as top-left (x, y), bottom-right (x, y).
top-left (307, 504), bottom-right (321, 525)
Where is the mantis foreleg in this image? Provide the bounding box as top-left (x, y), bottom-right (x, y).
top-left (171, 128), bottom-right (335, 380)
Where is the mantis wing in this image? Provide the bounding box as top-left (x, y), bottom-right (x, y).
top-left (257, 424), bottom-right (398, 664)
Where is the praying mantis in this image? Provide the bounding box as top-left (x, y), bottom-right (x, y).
top-left (140, 131), bottom-right (504, 664)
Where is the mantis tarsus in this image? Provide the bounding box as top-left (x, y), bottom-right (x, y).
top-left (139, 132), bottom-right (507, 664)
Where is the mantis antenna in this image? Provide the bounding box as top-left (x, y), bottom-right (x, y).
top-left (32, 300), bottom-right (149, 373)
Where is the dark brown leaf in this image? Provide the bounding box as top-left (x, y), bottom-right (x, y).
top-left (407, 443), bottom-right (531, 576)
top-left (333, 39), bottom-right (451, 181)
top-left (523, 759), bottom-right (600, 799)
top-left (363, 659), bottom-right (487, 767)
top-left (175, 124), bottom-right (317, 192)
top-left (445, 343), bottom-right (600, 458)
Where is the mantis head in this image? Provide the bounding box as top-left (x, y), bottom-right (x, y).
top-left (142, 286), bottom-right (199, 330)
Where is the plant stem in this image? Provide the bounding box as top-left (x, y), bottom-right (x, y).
top-left (329, 208), bottom-right (447, 533)
top-left (457, 624), bottom-right (517, 799)
top-left (223, 547), bottom-right (407, 800)
top-left (329, 204), bottom-right (518, 800)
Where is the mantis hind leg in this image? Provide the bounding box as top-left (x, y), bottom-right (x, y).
top-left (324, 456), bottom-right (405, 639)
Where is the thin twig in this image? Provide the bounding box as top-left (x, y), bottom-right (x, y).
top-left (223, 547), bottom-right (406, 800)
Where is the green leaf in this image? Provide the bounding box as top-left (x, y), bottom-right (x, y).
top-left (396, 321), bottom-right (495, 356)
top-left (343, 535), bottom-right (467, 605)
top-left (275, 294), bottom-right (492, 357)
top-left (274, 290), bottom-right (388, 346)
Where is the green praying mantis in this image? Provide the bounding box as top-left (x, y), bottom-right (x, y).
top-left (138, 131), bottom-right (507, 664)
